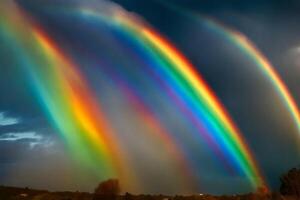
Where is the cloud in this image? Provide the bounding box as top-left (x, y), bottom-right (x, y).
top-left (0, 112), bottom-right (20, 126)
top-left (0, 131), bottom-right (41, 141)
top-left (0, 131), bottom-right (45, 148)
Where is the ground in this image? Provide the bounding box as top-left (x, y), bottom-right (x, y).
top-left (0, 186), bottom-right (298, 200)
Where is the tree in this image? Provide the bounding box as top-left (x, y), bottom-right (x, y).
top-left (94, 179), bottom-right (120, 199)
top-left (280, 167), bottom-right (300, 197)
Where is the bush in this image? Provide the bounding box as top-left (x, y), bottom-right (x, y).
top-left (280, 167), bottom-right (300, 197)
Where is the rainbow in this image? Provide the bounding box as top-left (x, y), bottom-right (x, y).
top-left (0, 2), bottom-right (139, 191)
top-left (203, 19), bottom-right (300, 135)
top-left (0, 1), bottom-right (267, 192)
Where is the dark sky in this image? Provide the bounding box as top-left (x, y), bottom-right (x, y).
top-left (0, 0), bottom-right (300, 195)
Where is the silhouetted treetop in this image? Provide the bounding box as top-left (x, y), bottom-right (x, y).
top-left (280, 167), bottom-right (300, 197)
top-left (94, 179), bottom-right (121, 196)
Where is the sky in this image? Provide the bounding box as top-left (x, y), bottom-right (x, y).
top-left (0, 0), bottom-right (300, 195)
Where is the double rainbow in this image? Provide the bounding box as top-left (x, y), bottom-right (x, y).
top-left (156, 0), bottom-right (300, 138)
top-left (79, 6), bottom-right (266, 188)
top-left (0, 1), bottom-right (266, 192)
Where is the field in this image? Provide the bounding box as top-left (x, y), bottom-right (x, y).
top-left (0, 186), bottom-right (298, 200)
